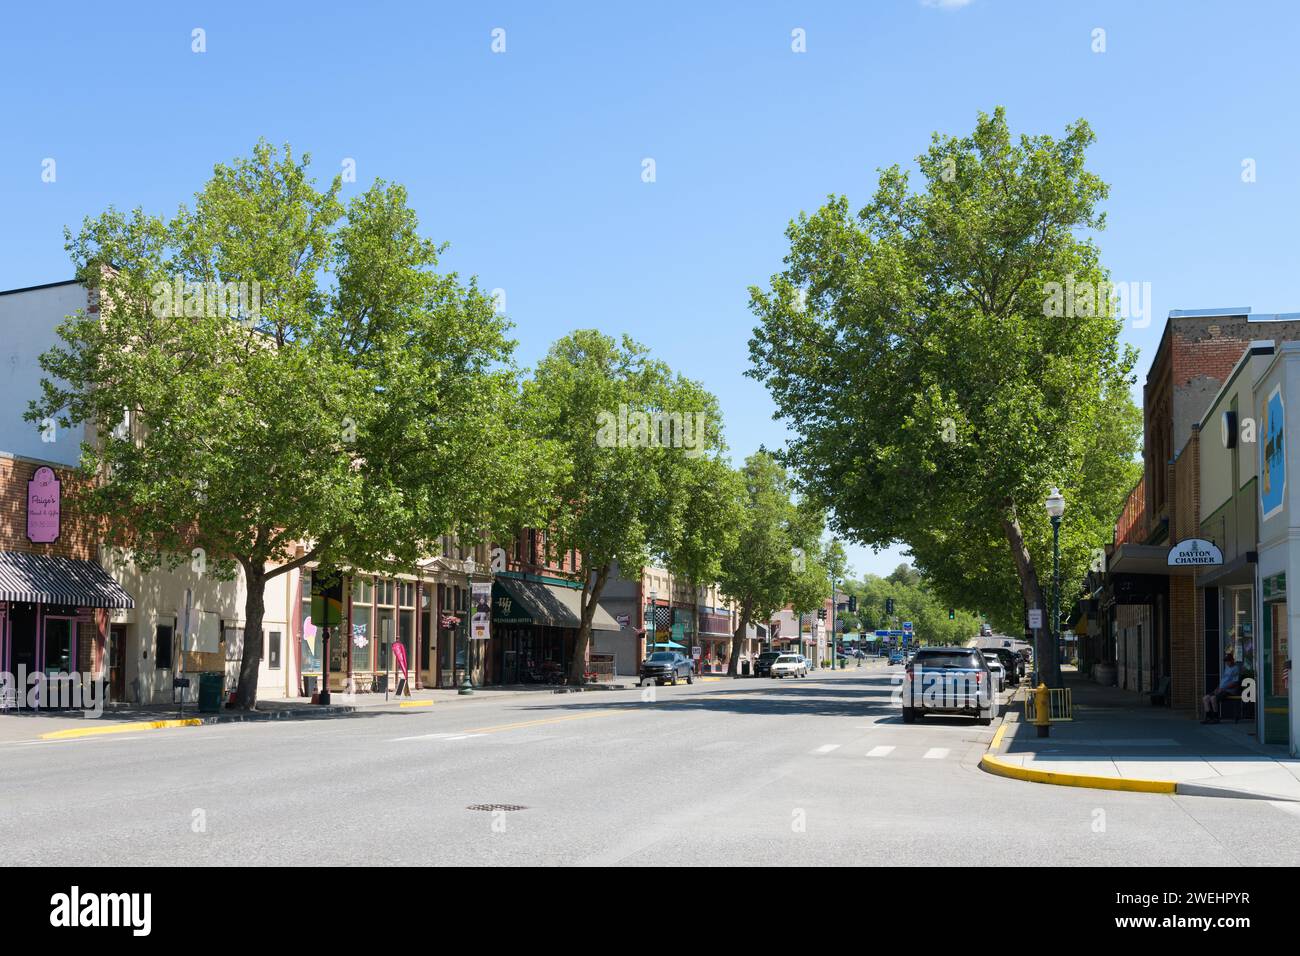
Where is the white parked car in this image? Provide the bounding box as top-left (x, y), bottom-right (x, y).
top-left (980, 651), bottom-right (1006, 692)
top-left (770, 654), bottom-right (808, 679)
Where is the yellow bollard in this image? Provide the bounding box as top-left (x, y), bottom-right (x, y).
top-left (1034, 682), bottom-right (1051, 738)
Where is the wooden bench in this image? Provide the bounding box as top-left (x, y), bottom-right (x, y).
top-left (1220, 690), bottom-right (1255, 723)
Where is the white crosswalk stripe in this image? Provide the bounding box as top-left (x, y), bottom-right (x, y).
top-left (923, 747), bottom-right (950, 760)
top-left (813, 744), bottom-right (841, 754)
top-left (866, 745), bottom-right (895, 757)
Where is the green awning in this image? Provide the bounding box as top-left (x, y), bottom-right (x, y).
top-left (491, 578), bottom-right (621, 631)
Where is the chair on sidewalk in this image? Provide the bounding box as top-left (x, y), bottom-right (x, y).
top-left (1149, 675), bottom-right (1171, 707)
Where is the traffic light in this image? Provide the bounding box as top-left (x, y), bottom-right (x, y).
top-left (817, 608), bottom-right (827, 621)
top-left (948, 608), bottom-right (955, 620)
top-left (885, 597), bottom-right (895, 616)
top-left (848, 595), bottom-right (857, 613)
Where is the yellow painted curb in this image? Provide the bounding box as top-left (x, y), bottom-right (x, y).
top-left (399, 700), bottom-right (434, 708)
top-left (41, 718), bottom-right (203, 741)
top-left (699, 677), bottom-right (723, 682)
top-left (980, 752), bottom-right (1176, 794)
top-left (990, 722), bottom-right (1009, 751)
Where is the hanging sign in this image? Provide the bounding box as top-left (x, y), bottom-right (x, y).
top-left (471, 582), bottom-right (491, 640)
top-left (1167, 538), bottom-right (1223, 567)
top-left (26, 466), bottom-right (61, 544)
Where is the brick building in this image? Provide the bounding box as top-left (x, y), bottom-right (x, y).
top-left (1102, 308), bottom-right (1300, 724)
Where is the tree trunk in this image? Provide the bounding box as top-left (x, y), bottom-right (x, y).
top-left (233, 561), bottom-right (266, 710)
top-left (569, 562), bottom-right (610, 685)
top-left (727, 597), bottom-right (753, 677)
top-left (1001, 506), bottom-right (1060, 687)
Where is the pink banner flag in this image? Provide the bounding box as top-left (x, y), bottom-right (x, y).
top-left (393, 642), bottom-right (409, 682)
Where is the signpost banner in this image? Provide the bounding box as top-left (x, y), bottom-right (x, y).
top-left (471, 582), bottom-right (491, 641)
top-left (26, 466), bottom-right (61, 544)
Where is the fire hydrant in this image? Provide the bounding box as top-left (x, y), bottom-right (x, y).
top-left (1034, 682), bottom-right (1051, 738)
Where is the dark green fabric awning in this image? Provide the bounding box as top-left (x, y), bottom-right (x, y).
top-left (491, 579), bottom-right (621, 631)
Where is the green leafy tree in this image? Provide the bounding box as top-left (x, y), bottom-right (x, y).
top-left (661, 454), bottom-right (746, 654)
top-left (29, 141), bottom-right (545, 708)
top-left (717, 452), bottom-right (829, 675)
top-left (748, 109), bottom-right (1141, 686)
top-left (524, 331), bottom-right (725, 684)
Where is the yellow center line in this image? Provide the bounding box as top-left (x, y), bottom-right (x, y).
top-left (461, 709), bottom-right (623, 735)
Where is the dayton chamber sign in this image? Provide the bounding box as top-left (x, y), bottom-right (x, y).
top-left (1167, 538), bottom-right (1224, 567)
top-left (26, 466), bottom-right (61, 544)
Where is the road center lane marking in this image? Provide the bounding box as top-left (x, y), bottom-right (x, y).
top-left (389, 708), bottom-right (623, 742)
top-left (866, 745), bottom-right (895, 757)
top-left (814, 744), bottom-right (841, 754)
top-left (923, 747), bottom-right (950, 760)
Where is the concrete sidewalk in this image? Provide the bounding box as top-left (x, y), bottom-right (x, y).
top-left (983, 672), bottom-right (1300, 801)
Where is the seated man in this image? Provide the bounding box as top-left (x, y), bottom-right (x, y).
top-left (1201, 653), bottom-right (1242, 724)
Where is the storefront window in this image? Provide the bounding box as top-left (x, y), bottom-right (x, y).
top-left (1271, 603), bottom-right (1289, 698)
top-left (399, 608), bottom-right (414, 666)
top-left (46, 618), bottom-right (74, 675)
top-left (300, 572), bottom-right (321, 673)
top-left (352, 582), bottom-right (373, 672)
top-left (376, 607), bottom-right (394, 671)
top-left (1225, 586), bottom-right (1256, 674)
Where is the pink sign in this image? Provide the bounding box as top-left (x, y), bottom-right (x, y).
top-left (26, 467), bottom-right (61, 544)
top-left (392, 642), bottom-right (409, 681)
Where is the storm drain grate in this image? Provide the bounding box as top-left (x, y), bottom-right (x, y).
top-left (466, 803), bottom-right (528, 812)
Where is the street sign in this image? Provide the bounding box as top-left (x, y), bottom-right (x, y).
top-left (902, 621), bottom-right (913, 631)
top-left (1028, 608), bottom-right (1043, 629)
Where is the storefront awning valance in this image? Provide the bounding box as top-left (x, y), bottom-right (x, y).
top-left (0, 551), bottom-right (135, 609)
top-left (491, 578), bottom-right (621, 632)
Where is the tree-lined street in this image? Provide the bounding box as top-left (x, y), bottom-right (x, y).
top-left (4, 665), bottom-right (1296, 867)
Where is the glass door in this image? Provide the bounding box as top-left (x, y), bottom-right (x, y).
top-left (1264, 602), bottom-right (1289, 744)
top-left (42, 617), bottom-right (74, 709)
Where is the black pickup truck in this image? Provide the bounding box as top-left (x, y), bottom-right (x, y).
top-left (639, 651), bottom-right (695, 686)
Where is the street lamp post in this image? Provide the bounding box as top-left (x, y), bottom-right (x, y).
top-left (1044, 486), bottom-right (1066, 689)
top-left (647, 589), bottom-right (657, 663)
top-left (459, 559), bottom-right (477, 696)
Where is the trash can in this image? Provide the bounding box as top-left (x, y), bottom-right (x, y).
top-left (198, 672), bottom-right (223, 713)
top-left (373, 673), bottom-right (388, 694)
top-left (302, 675), bottom-right (319, 698)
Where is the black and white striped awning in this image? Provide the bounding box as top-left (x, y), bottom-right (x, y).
top-left (0, 551), bottom-right (135, 609)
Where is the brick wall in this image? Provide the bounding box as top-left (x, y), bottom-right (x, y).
top-left (0, 457), bottom-right (97, 561)
top-left (1170, 426), bottom-right (1201, 711)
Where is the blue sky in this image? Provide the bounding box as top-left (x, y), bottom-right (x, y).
top-left (3, 0), bottom-right (1299, 578)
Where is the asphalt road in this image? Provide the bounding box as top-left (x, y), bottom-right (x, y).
top-left (4, 662), bottom-right (1299, 866)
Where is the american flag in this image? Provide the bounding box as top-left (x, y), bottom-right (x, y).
top-left (653, 605), bottom-right (673, 633)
